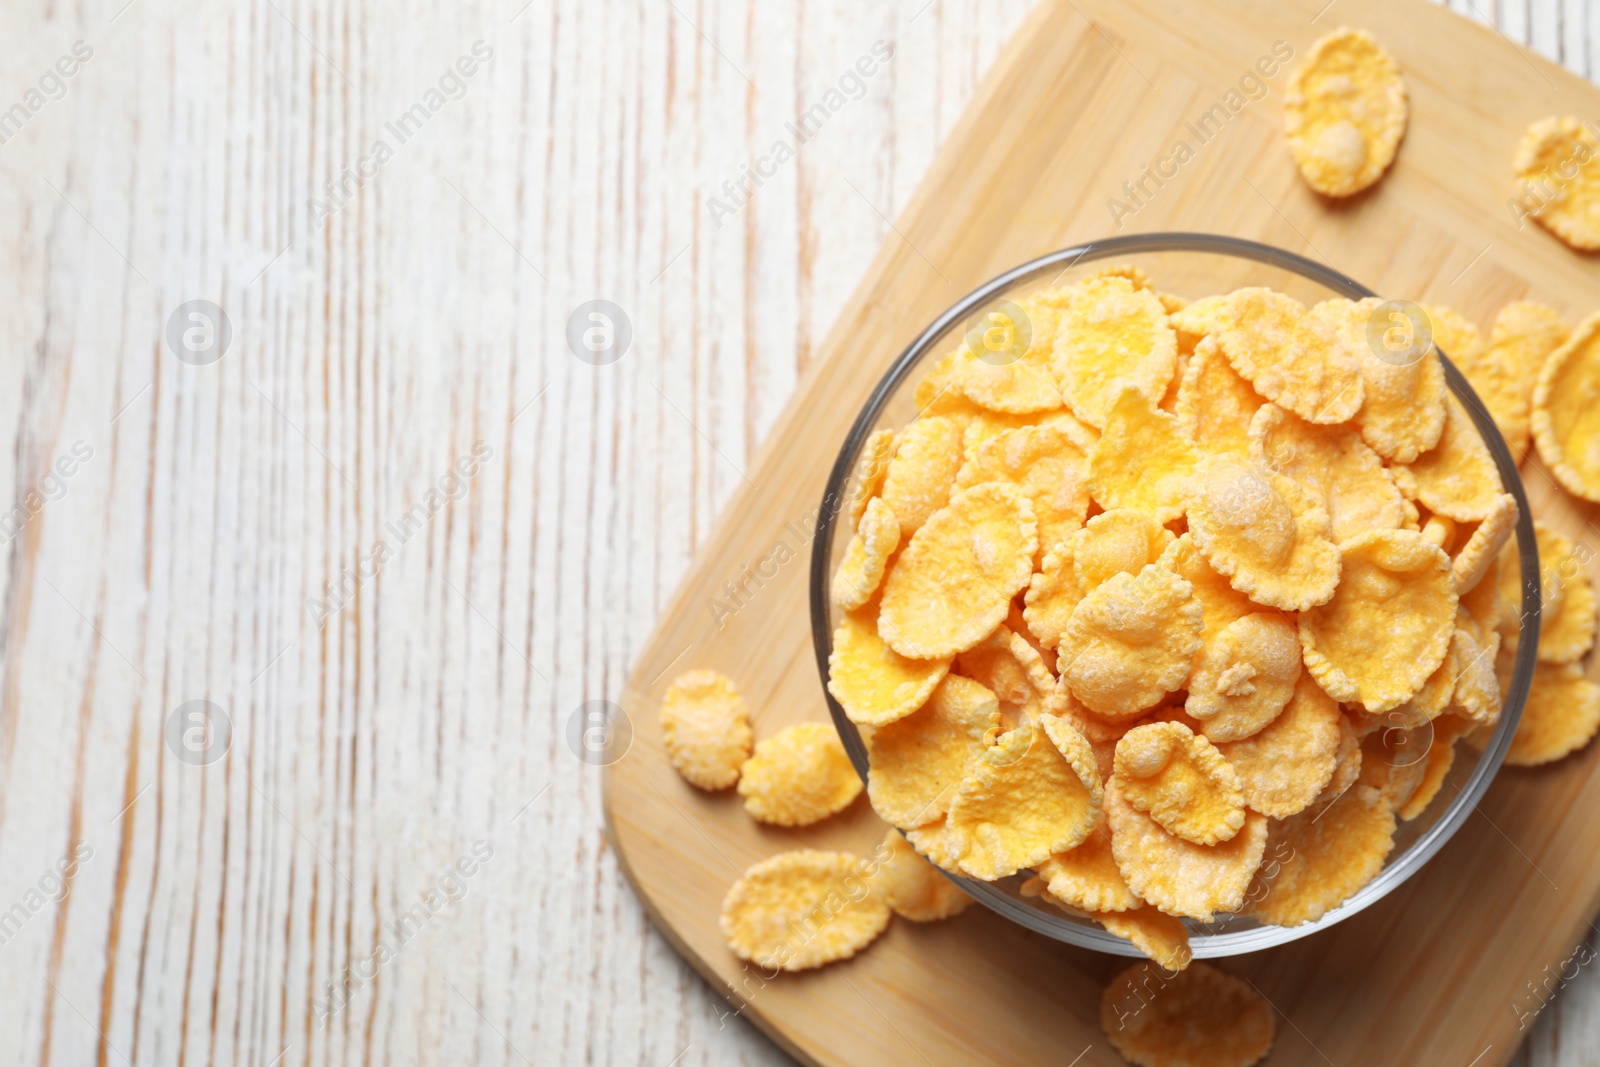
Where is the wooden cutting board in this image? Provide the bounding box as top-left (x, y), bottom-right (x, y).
top-left (605, 0), bottom-right (1600, 1063)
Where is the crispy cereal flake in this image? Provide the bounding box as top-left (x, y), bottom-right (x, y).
top-left (1101, 962), bottom-right (1275, 1067)
top-left (1087, 386), bottom-right (1199, 522)
top-left (955, 423), bottom-right (1091, 558)
top-left (1246, 783), bottom-right (1395, 926)
top-left (1115, 722), bottom-right (1247, 846)
top-left (1452, 493), bottom-right (1518, 596)
top-left (719, 850), bottom-right (891, 971)
top-left (828, 607), bottom-right (951, 727)
top-left (1059, 564), bottom-right (1204, 719)
top-left (1507, 661), bottom-right (1600, 766)
top-left (1096, 907), bottom-right (1193, 974)
top-left (1106, 776), bottom-right (1268, 922)
top-left (948, 714), bottom-right (1102, 880)
top-left (1175, 336), bottom-right (1264, 457)
top-left (1315, 297), bottom-right (1447, 462)
top-left (1402, 394), bottom-right (1505, 522)
top-left (1216, 288), bottom-right (1364, 424)
top-left (1035, 812), bottom-right (1141, 914)
top-left (878, 482), bottom-right (1038, 659)
top-left (867, 674), bottom-right (1000, 829)
top-left (1218, 673), bottom-right (1342, 818)
top-left (874, 829), bottom-right (972, 921)
top-left (661, 669), bottom-right (753, 790)
top-left (737, 722), bottom-right (862, 827)
top-left (1458, 301), bottom-right (1569, 459)
top-left (1284, 27), bottom-right (1408, 197)
top-left (1533, 312), bottom-right (1600, 503)
top-left (1186, 454), bottom-right (1341, 611)
top-left (1249, 402), bottom-right (1405, 543)
top-left (1300, 529), bottom-right (1456, 712)
top-left (1187, 612), bottom-right (1302, 743)
top-left (880, 415), bottom-right (965, 533)
top-left (831, 497), bottom-right (900, 611)
top-left (1515, 116), bottom-right (1600, 251)
top-left (847, 429), bottom-right (896, 529)
top-left (1052, 274), bottom-right (1179, 429)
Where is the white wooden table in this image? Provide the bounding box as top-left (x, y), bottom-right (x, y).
top-left (0, 1), bottom-right (1595, 1064)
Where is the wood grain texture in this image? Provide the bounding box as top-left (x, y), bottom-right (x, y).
top-left (0, 0), bottom-right (1595, 1065)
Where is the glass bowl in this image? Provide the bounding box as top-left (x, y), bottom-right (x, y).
top-left (809, 232), bottom-right (1540, 958)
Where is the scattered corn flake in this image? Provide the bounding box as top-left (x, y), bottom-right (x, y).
top-left (739, 722), bottom-right (863, 827)
top-left (875, 829), bottom-right (972, 922)
top-left (1245, 783), bottom-right (1395, 927)
top-left (1096, 906), bottom-right (1194, 974)
top-left (1402, 394), bottom-right (1505, 522)
top-left (1456, 301), bottom-right (1570, 459)
top-left (1514, 116), bottom-right (1600, 251)
top-left (719, 850), bottom-right (891, 971)
top-left (1035, 812), bottom-right (1141, 914)
top-left (880, 415), bottom-right (966, 533)
top-left (867, 674), bottom-right (1000, 829)
top-left (1314, 297), bottom-right (1447, 463)
top-left (1218, 673), bottom-right (1342, 818)
top-left (661, 669), bottom-right (754, 790)
top-left (1187, 612), bottom-right (1302, 743)
top-left (1215, 288), bottom-right (1364, 425)
top-left (1249, 402), bottom-right (1405, 543)
top-left (1175, 335), bottom-right (1264, 458)
top-left (1507, 661), bottom-right (1600, 766)
top-left (1540, 562), bottom-right (1597, 665)
top-left (1087, 386), bottom-right (1199, 522)
top-left (1059, 564), bottom-right (1204, 719)
top-left (1397, 714), bottom-right (1475, 821)
top-left (1534, 312), bottom-right (1600, 502)
top-left (1451, 493), bottom-right (1517, 596)
top-left (1051, 274), bottom-right (1179, 429)
top-left (905, 818), bottom-right (968, 872)
top-left (878, 482), bottom-right (1038, 659)
top-left (1314, 714), bottom-right (1363, 806)
top-left (1284, 27), bottom-right (1408, 197)
top-left (1186, 454), bottom-right (1341, 611)
top-left (1106, 776), bottom-right (1268, 922)
top-left (828, 606), bottom-right (952, 727)
top-left (955, 423), bottom-right (1091, 559)
top-left (831, 497), bottom-right (900, 612)
top-left (1115, 722), bottom-right (1246, 846)
top-left (948, 714), bottom-right (1102, 880)
top-left (847, 428), bottom-right (896, 529)
top-left (1101, 962), bottom-right (1275, 1067)
top-left (1300, 529), bottom-right (1456, 712)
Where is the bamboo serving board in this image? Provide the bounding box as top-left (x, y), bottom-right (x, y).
top-left (605, 1), bottom-right (1600, 1063)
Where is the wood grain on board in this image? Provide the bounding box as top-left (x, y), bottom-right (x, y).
top-left (608, 0), bottom-right (1600, 1064)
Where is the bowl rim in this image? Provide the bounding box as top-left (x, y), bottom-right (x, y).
top-left (808, 231), bottom-right (1541, 958)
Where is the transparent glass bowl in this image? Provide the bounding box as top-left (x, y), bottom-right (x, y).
top-left (809, 233), bottom-right (1540, 958)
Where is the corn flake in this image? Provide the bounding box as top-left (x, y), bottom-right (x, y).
top-left (1285, 27), bottom-right (1408, 197)
top-left (1101, 962), bottom-right (1275, 1067)
top-left (867, 674), bottom-right (1000, 829)
top-left (1115, 722), bottom-right (1246, 846)
top-left (1245, 783), bottom-right (1395, 926)
top-left (847, 428), bottom-right (896, 529)
top-left (831, 497), bottom-right (900, 611)
top-left (1059, 564), bottom-right (1204, 719)
top-left (880, 415), bottom-right (965, 533)
top-left (1534, 312), bottom-right (1600, 502)
top-left (1218, 674), bottom-right (1342, 818)
top-left (1175, 335), bottom-right (1265, 458)
top-left (1314, 713), bottom-right (1363, 806)
top-left (1087, 386), bottom-right (1199, 522)
top-left (1507, 661), bottom-right (1600, 767)
top-left (1355, 722), bottom-right (1429, 813)
top-left (1096, 906), bottom-right (1194, 974)
top-left (1216, 288), bottom-right (1364, 425)
top-left (661, 669), bottom-right (754, 790)
top-left (1300, 529), bottom-right (1456, 712)
top-left (1457, 301), bottom-right (1569, 459)
top-left (1171, 294), bottom-right (1232, 355)
top-left (1024, 510), bottom-right (1173, 651)
top-left (1158, 533), bottom-right (1255, 635)
top-left (1515, 116), bottom-right (1600, 251)
top-left (1450, 621), bottom-right (1503, 727)
top-left (1315, 297), bottom-right (1448, 462)
top-left (1186, 454), bottom-right (1341, 611)
top-left (739, 722), bottom-right (863, 827)
top-left (1035, 812), bottom-right (1141, 914)
top-left (1106, 776), bottom-right (1268, 922)
top-left (955, 423), bottom-right (1090, 559)
top-left (875, 829), bottom-right (972, 922)
top-left (828, 607), bottom-right (951, 727)
top-left (1451, 493), bottom-right (1518, 596)
top-left (1249, 402), bottom-right (1405, 542)
top-left (1052, 274), bottom-right (1179, 429)
top-left (1397, 713), bottom-right (1475, 821)
top-left (948, 714), bottom-right (1102, 880)
top-left (878, 482), bottom-right (1037, 659)
top-left (954, 625), bottom-right (1054, 728)
top-left (1401, 394), bottom-right (1505, 521)
top-left (953, 298), bottom-right (1067, 415)
top-left (719, 850), bottom-right (891, 971)
top-left (905, 818), bottom-right (968, 872)
top-left (1187, 612), bottom-right (1302, 743)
